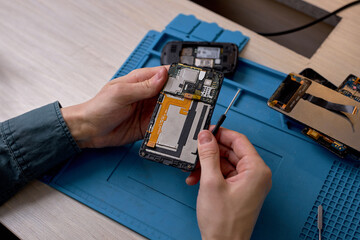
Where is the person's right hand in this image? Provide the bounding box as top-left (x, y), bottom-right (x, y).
top-left (187, 128), bottom-right (272, 240)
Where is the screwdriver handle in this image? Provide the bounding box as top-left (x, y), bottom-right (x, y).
top-left (212, 114), bottom-right (226, 136)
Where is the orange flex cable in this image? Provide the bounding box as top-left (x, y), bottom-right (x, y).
top-left (146, 94), bottom-right (192, 148)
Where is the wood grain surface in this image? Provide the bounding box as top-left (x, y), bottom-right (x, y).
top-left (0, 0), bottom-right (359, 239)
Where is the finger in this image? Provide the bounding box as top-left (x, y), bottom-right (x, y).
top-left (197, 130), bottom-right (224, 185)
top-left (186, 168), bottom-right (201, 186)
top-left (117, 67), bottom-right (167, 103)
top-left (219, 157), bottom-right (237, 178)
top-left (218, 144), bottom-right (241, 167)
top-left (186, 155), bottom-right (236, 185)
top-left (113, 66), bottom-right (170, 84)
top-left (139, 96), bottom-right (159, 134)
top-left (216, 127), bottom-right (259, 160)
top-left (227, 154), bottom-right (271, 190)
top-left (227, 169), bottom-right (238, 178)
top-left (185, 161), bottom-right (201, 185)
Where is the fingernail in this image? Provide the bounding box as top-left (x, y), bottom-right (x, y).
top-left (198, 130), bottom-right (212, 145)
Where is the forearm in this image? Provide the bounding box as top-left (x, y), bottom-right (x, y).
top-left (0, 66), bottom-right (168, 204)
top-left (0, 102), bottom-right (80, 205)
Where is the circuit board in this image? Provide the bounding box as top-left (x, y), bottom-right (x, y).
top-left (338, 74), bottom-right (360, 102)
top-left (139, 63), bottom-right (224, 170)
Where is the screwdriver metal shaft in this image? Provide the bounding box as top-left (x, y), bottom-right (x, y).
top-left (212, 89), bottom-right (241, 136)
top-left (318, 205), bottom-right (323, 240)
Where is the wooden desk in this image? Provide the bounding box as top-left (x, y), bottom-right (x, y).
top-left (0, 0), bottom-right (359, 239)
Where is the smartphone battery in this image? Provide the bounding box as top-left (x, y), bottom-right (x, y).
top-left (196, 46), bottom-right (220, 59)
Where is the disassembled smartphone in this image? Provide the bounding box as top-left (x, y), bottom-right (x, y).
top-left (139, 63), bottom-right (224, 170)
top-left (268, 73), bottom-right (360, 154)
top-left (298, 71), bottom-right (360, 158)
top-left (160, 41), bottom-right (238, 74)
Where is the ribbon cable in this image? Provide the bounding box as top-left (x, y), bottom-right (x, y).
top-left (302, 93), bottom-right (357, 131)
top-left (302, 93), bottom-right (357, 114)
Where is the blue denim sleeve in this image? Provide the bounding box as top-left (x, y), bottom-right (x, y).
top-left (0, 102), bottom-right (81, 204)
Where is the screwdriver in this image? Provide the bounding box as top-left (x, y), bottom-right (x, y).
top-left (212, 89), bottom-right (241, 136)
top-left (318, 205), bottom-right (323, 240)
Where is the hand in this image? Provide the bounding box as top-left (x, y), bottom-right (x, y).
top-left (61, 66), bottom-right (168, 148)
top-left (187, 128), bottom-right (272, 240)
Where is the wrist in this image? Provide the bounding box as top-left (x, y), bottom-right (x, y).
top-left (200, 221), bottom-right (252, 240)
top-left (202, 232), bottom-right (250, 240)
top-left (61, 104), bottom-right (94, 148)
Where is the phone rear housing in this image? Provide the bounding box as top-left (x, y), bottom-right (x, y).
top-left (161, 41), bottom-right (238, 75)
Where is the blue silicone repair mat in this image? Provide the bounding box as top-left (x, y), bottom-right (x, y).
top-left (44, 14), bottom-right (360, 240)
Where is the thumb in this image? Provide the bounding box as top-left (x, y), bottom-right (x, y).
top-left (197, 130), bottom-right (223, 184)
top-left (121, 67), bottom-right (167, 103)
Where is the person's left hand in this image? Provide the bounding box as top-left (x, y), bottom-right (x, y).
top-left (61, 66), bottom-right (168, 148)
